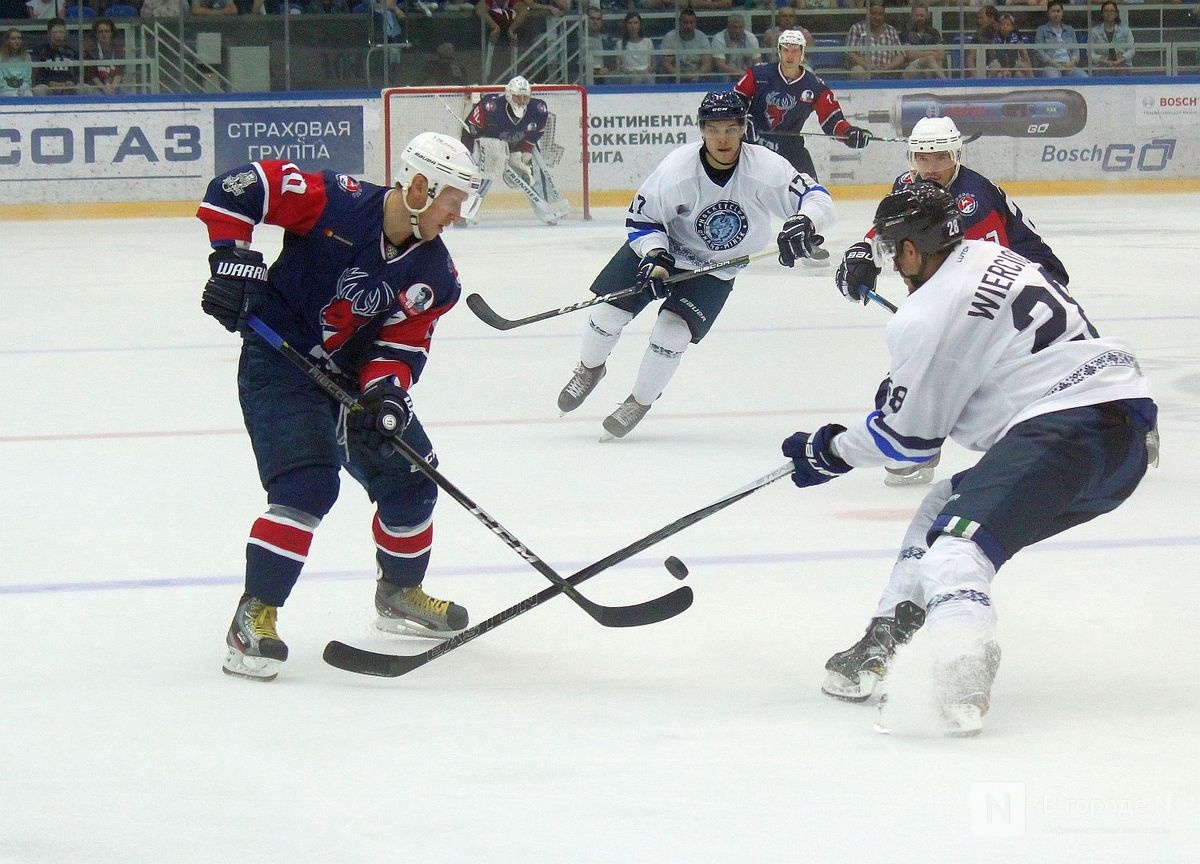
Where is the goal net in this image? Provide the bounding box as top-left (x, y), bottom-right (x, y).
top-left (382, 84), bottom-right (590, 220)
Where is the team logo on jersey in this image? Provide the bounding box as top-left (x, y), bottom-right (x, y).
top-left (695, 201), bottom-right (748, 251)
top-left (764, 91), bottom-right (797, 130)
top-left (221, 170), bottom-right (258, 196)
top-left (337, 174), bottom-right (361, 195)
top-left (400, 282), bottom-right (435, 315)
top-left (955, 193), bottom-right (978, 216)
top-left (320, 267), bottom-right (397, 352)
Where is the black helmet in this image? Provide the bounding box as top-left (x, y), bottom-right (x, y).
top-left (872, 182), bottom-right (963, 258)
top-left (698, 91), bottom-right (748, 126)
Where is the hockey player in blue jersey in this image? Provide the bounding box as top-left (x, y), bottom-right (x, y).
top-left (196, 132), bottom-right (483, 681)
top-left (733, 29), bottom-right (873, 180)
top-left (460, 75), bottom-right (568, 224)
top-left (836, 115), bottom-right (1071, 488)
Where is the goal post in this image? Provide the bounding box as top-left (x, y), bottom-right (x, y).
top-left (382, 84), bottom-right (590, 220)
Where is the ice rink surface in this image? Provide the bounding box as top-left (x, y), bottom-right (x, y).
top-left (2, 193), bottom-right (1198, 863)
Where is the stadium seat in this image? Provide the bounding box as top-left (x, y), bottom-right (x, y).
top-left (104, 3), bottom-right (138, 15)
top-left (64, 5), bottom-right (95, 16)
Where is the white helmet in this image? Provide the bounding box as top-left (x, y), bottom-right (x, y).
top-left (907, 116), bottom-right (963, 170)
top-left (505, 75), bottom-right (532, 119)
top-left (777, 28), bottom-right (806, 60)
top-left (394, 132), bottom-right (482, 233)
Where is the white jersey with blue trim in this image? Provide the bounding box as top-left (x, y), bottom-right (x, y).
top-left (834, 239), bottom-right (1152, 469)
top-left (624, 141), bottom-right (835, 280)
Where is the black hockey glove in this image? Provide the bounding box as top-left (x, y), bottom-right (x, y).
top-left (781, 423), bottom-right (853, 488)
top-left (843, 126), bottom-right (872, 149)
top-left (636, 249), bottom-right (675, 300)
top-left (836, 241), bottom-right (881, 305)
top-left (351, 377), bottom-right (414, 456)
top-left (777, 215), bottom-right (823, 267)
top-left (202, 248), bottom-right (268, 334)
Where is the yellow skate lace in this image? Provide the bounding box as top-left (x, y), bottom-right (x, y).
top-left (402, 586), bottom-right (450, 617)
top-left (248, 602), bottom-right (281, 641)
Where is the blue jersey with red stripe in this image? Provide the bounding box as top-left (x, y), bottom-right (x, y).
top-left (462, 93), bottom-right (548, 153)
top-left (196, 160), bottom-right (462, 391)
top-left (734, 62), bottom-right (852, 140)
top-left (891, 166), bottom-right (1069, 285)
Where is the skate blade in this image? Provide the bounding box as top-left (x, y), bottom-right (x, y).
top-left (374, 614), bottom-right (463, 641)
top-left (941, 704), bottom-right (984, 737)
top-left (883, 467), bottom-right (935, 487)
top-left (222, 648), bottom-right (281, 682)
top-left (821, 670), bottom-right (879, 702)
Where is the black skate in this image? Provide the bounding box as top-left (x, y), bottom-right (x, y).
top-left (222, 593), bottom-right (289, 682)
top-left (822, 601), bottom-right (925, 702)
top-left (375, 579), bottom-right (468, 638)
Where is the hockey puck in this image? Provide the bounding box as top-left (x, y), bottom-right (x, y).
top-left (664, 556), bottom-right (689, 580)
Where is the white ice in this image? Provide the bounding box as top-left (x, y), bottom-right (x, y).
top-left (1, 194), bottom-right (1197, 863)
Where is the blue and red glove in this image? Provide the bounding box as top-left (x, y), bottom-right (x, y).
top-left (781, 423), bottom-right (853, 488)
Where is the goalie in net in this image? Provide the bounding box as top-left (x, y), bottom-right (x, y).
top-left (460, 76), bottom-right (570, 225)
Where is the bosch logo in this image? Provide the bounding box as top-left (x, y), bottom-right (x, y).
top-left (955, 193), bottom-right (978, 216)
top-left (1159, 97), bottom-right (1196, 107)
top-left (1040, 138), bottom-right (1176, 172)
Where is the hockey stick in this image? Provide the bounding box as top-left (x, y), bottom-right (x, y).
top-left (762, 130), bottom-right (983, 145)
top-left (245, 315), bottom-right (693, 629)
top-left (866, 290), bottom-right (898, 313)
top-left (466, 247), bottom-right (810, 331)
top-left (323, 460), bottom-right (795, 677)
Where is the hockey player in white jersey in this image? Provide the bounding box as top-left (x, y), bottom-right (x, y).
top-left (781, 183), bottom-right (1155, 735)
top-left (557, 90), bottom-right (836, 440)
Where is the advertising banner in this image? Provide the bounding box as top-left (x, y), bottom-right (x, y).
top-left (213, 105), bottom-right (364, 175)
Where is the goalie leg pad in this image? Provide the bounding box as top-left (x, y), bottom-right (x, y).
top-left (475, 138), bottom-right (510, 181)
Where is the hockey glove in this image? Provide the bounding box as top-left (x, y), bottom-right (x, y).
top-left (202, 248), bottom-right (268, 334)
top-left (507, 150), bottom-right (533, 183)
top-left (777, 214), bottom-right (823, 267)
top-left (781, 423), bottom-right (853, 488)
top-left (636, 249), bottom-right (675, 300)
top-left (836, 241), bottom-right (881, 305)
top-left (351, 377), bottom-right (414, 456)
top-left (843, 126), bottom-right (872, 149)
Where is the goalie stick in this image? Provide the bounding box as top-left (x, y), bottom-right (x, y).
top-left (465, 246), bottom-right (824, 331)
top-left (323, 460), bottom-right (796, 677)
top-left (245, 315), bottom-right (693, 630)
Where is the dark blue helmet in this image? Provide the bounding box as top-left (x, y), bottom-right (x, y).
top-left (872, 181), bottom-right (963, 258)
top-left (698, 91), bottom-right (748, 126)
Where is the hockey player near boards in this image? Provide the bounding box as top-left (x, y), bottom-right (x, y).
top-left (557, 90), bottom-right (837, 441)
top-left (783, 183), bottom-right (1155, 735)
top-left (733, 29), bottom-right (873, 181)
top-left (836, 115), bottom-right (1071, 487)
top-left (460, 75), bottom-right (567, 225)
top-left (197, 132), bottom-right (482, 681)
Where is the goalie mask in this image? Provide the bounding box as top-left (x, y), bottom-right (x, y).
top-left (505, 76), bottom-right (532, 119)
top-left (870, 182), bottom-right (963, 270)
top-left (394, 132), bottom-right (482, 235)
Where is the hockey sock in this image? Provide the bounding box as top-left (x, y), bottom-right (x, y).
top-left (245, 504), bottom-right (321, 606)
top-left (631, 311), bottom-right (690, 406)
top-left (373, 513), bottom-right (433, 587)
top-left (920, 536), bottom-right (998, 662)
top-left (580, 303), bottom-right (633, 368)
top-left (873, 479), bottom-right (954, 617)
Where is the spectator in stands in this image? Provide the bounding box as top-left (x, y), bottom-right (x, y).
top-left (477, 0), bottom-right (528, 49)
top-left (420, 41), bottom-right (469, 84)
top-left (585, 5), bottom-right (613, 84)
top-left (307, 0), bottom-right (350, 11)
top-left (26, 0), bottom-right (63, 18)
top-left (1035, 0), bottom-right (1087, 76)
top-left (1, 28), bottom-right (35, 97)
top-left (845, 0), bottom-right (905, 80)
top-left (712, 12), bottom-right (763, 77)
top-left (661, 7), bottom-right (713, 82)
top-left (1089, 0), bottom-right (1135, 74)
top-left (900, 0), bottom-right (944, 78)
top-left (762, 7), bottom-right (813, 56)
top-left (85, 17), bottom-right (123, 93)
top-left (965, 4), bottom-right (998, 79)
top-left (613, 10), bottom-right (655, 84)
top-left (192, 0), bottom-right (237, 14)
top-left (33, 19), bottom-right (89, 94)
top-left (990, 11), bottom-right (1032, 77)
top-left (142, 0), bottom-right (188, 16)
top-left (372, 0), bottom-right (408, 42)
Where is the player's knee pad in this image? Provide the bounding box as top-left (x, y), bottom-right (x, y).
top-left (267, 464), bottom-right (339, 521)
top-left (648, 310), bottom-right (692, 358)
top-left (588, 303), bottom-right (634, 338)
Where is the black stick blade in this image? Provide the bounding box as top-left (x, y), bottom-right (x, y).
top-left (323, 640), bottom-right (424, 677)
top-left (465, 293), bottom-right (518, 330)
top-left (586, 585), bottom-right (694, 628)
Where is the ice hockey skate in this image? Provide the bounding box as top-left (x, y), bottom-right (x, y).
top-left (222, 593), bottom-right (289, 682)
top-left (935, 640), bottom-right (1001, 737)
top-left (822, 601), bottom-right (925, 701)
top-left (374, 579), bottom-right (468, 638)
top-left (884, 453), bottom-right (940, 487)
top-left (557, 362), bottom-right (605, 414)
top-left (600, 395), bottom-right (651, 441)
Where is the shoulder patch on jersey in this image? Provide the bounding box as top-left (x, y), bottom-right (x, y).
top-left (336, 174), bottom-right (361, 195)
top-left (956, 193), bottom-right (978, 216)
top-left (221, 170), bottom-right (258, 196)
top-left (400, 282), bottom-right (435, 315)
top-left (695, 200), bottom-right (749, 252)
